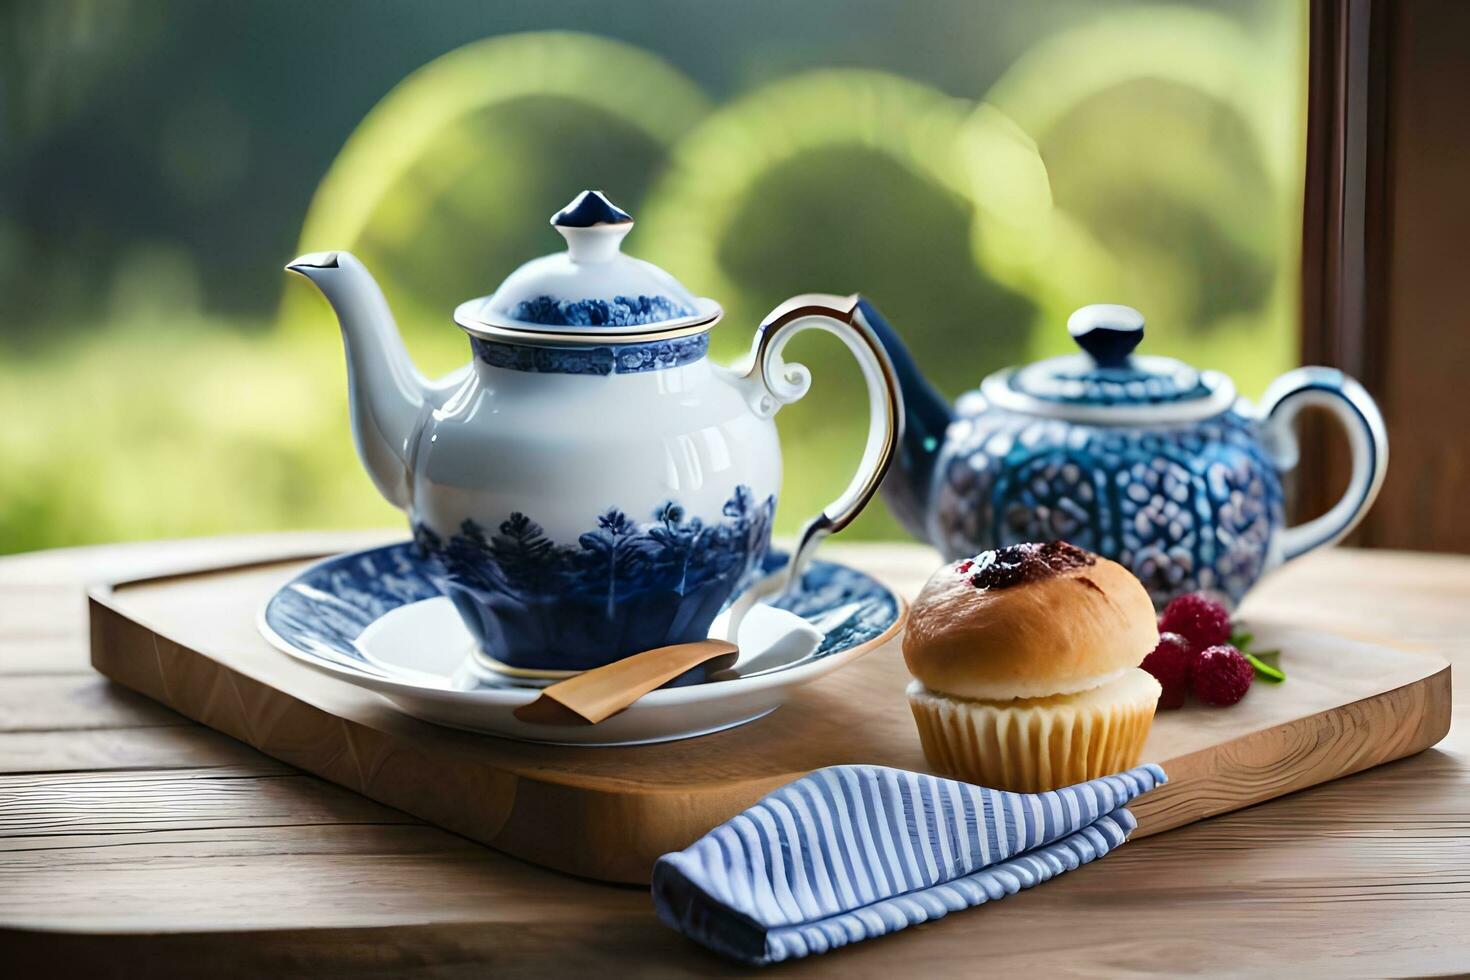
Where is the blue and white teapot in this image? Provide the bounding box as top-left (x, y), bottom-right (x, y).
top-left (866, 302), bottom-right (1388, 607)
top-left (287, 191), bottom-right (901, 674)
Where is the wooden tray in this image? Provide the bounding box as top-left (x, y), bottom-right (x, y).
top-left (89, 546), bottom-right (1451, 884)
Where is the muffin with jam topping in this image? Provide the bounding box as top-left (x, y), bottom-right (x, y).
top-left (904, 541), bottom-right (1161, 792)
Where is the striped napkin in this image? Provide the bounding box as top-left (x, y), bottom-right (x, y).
top-left (652, 763), bottom-right (1166, 965)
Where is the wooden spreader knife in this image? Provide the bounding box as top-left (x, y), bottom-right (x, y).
top-left (512, 639), bottom-right (739, 726)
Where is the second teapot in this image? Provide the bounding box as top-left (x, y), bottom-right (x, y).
top-left (868, 302), bottom-right (1387, 607)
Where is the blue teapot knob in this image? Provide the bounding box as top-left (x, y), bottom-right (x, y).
top-left (551, 190), bottom-right (632, 228)
top-left (551, 190), bottom-right (634, 264)
top-left (1068, 304), bottom-right (1145, 368)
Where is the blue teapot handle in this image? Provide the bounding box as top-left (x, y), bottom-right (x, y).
top-left (1257, 367), bottom-right (1388, 561)
top-left (739, 294), bottom-right (904, 593)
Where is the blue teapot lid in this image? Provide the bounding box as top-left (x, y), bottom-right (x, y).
top-left (980, 305), bottom-right (1236, 421)
top-left (454, 190), bottom-right (721, 341)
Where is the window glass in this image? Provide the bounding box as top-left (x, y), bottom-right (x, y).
top-left (0, 1), bottom-right (1306, 550)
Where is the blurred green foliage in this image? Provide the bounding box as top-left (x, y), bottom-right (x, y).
top-left (0, 1), bottom-right (1306, 554)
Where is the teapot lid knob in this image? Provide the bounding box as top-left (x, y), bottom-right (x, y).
top-left (1068, 303), bottom-right (1144, 368)
top-left (551, 190), bottom-right (633, 264)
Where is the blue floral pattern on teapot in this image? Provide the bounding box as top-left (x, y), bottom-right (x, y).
top-left (866, 301), bottom-right (1388, 608)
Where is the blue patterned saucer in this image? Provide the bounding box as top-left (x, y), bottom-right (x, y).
top-left (259, 542), bottom-right (905, 745)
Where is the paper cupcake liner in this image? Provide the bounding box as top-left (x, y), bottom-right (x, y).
top-left (908, 668), bottom-right (1161, 793)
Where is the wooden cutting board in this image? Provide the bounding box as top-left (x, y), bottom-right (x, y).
top-left (88, 547), bottom-right (1451, 885)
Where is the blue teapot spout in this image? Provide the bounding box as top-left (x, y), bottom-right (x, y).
top-left (856, 298), bottom-right (952, 540)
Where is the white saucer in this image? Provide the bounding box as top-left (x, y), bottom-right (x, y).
top-left (259, 543), bottom-right (906, 745)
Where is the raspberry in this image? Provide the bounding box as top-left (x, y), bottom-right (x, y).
top-left (1194, 644), bottom-right (1254, 706)
top-left (1159, 593), bottom-right (1232, 652)
top-left (1140, 632), bottom-right (1193, 709)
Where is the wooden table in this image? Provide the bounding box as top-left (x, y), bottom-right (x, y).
top-left (2, 533), bottom-right (1466, 977)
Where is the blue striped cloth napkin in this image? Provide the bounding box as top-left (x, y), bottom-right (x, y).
top-left (652, 763), bottom-right (1166, 965)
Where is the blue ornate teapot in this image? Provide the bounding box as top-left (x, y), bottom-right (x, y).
top-left (866, 302), bottom-right (1388, 607)
top-left (287, 191), bottom-right (901, 676)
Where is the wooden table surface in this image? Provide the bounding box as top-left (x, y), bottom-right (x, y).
top-left (1, 532), bottom-right (1467, 977)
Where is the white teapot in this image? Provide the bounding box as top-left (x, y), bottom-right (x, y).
top-left (288, 191), bottom-right (901, 674)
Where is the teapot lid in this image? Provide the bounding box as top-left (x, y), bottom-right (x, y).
top-left (453, 190), bottom-right (721, 342)
top-left (980, 304), bottom-right (1236, 422)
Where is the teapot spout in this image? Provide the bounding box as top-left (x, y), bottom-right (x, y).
top-left (286, 251), bottom-right (427, 511)
top-left (855, 298), bottom-right (952, 541)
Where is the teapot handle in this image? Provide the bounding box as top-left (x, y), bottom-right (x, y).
top-left (739, 294), bottom-right (904, 593)
top-left (1258, 367), bottom-right (1388, 561)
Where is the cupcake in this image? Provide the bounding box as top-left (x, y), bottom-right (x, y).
top-left (904, 541), bottom-right (1161, 793)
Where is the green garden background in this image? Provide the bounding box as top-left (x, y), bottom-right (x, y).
top-left (0, 0), bottom-right (1306, 554)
